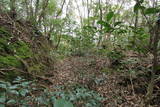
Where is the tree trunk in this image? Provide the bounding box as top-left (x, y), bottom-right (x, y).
top-left (9, 0), bottom-right (16, 19)
top-left (34, 0), bottom-right (40, 21)
top-left (38, 0), bottom-right (49, 24)
top-left (97, 0), bottom-right (103, 47)
top-left (87, 0), bottom-right (90, 26)
top-left (24, 0), bottom-right (30, 19)
top-left (145, 20), bottom-right (160, 106)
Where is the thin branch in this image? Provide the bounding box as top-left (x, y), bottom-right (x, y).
top-left (56, 0), bottom-right (66, 18)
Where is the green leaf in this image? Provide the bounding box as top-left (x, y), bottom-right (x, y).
top-left (54, 99), bottom-right (65, 107)
top-left (134, 0), bottom-right (144, 13)
top-left (8, 90), bottom-right (19, 95)
top-left (106, 11), bottom-right (114, 22)
top-left (0, 92), bottom-right (6, 103)
top-left (19, 89), bottom-right (29, 97)
top-left (97, 20), bottom-right (112, 31)
top-left (0, 92), bottom-right (6, 107)
top-left (114, 21), bottom-right (123, 27)
top-left (50, 96), bottom-right (56, 103)
top-left (54, 99), bottom-right (74, 107)
top-left (97, 20), bottom-right (104, 25)
top-left (0, 84), bottom-right (7, 89)
top-left (7, 99), bottom-right (17, 105)
top-left (8, 85), bottom-right (19, 90)
top-left (144, 7), bottom-right (159, 14)
top-left (22, 81), bottom-right (31, 86)
top-left (138, 0), bottom-right (144, 4)
top-left (36, 96), bottom-right (49, 105)
top-left (65, 101), bottom-right (74, 107)
top-left (117, 29), bottom-right (127, 34)
top-left (0, 104), bottom-right (5, 107)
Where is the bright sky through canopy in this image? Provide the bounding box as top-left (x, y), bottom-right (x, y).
top-left (63, 0), bottom-right (136, 23)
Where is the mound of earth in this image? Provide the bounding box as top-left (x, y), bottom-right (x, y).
top-left (0, 13), bottom-right (54, 80)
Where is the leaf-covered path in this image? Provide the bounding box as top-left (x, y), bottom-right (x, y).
top-left (49, 56), bottom-right (143, 106)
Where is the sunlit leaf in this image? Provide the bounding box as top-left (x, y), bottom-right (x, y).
top-left (9, 90), bottom-right (19, 95)
top-left (7, 99), bottom-right (17, 105)
top-left (0, 84), bottom-right (7, 89)
top-left (19, 89), bottom-right (29, 97)
top-left (114, 21), bottom-right (123, 27)
top-left (0, 92), bottom-right (6, 107)
top-left (21, 81), bottom-right (31, 87)
top-left (97, 20), bottom-right (111, 29)
top-left (8, 85), bottom-right (19, 90)
top-left (144, 7), bottom-right (159, 14)
top-left (54, 99), bottom-right (74, 107)
top-left (106, 11), bottom-right (114, 22)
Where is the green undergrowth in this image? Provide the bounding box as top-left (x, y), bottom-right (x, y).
top-left (0, 27), bottom-right (32, 67)
top-left (0, 77), bottom-right (103, 107)
top-left (53, 84), bottom-right (104, 107)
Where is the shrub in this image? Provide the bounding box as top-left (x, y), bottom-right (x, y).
top-left (0, 76), bottom-right (74, 107)
top-left (0, 77), bottom-right (104, 107)
top-left (107, 49), bottom-right (125, 66)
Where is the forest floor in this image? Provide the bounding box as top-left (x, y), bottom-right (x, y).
top-left (45, 55), bottom-right (156, 107)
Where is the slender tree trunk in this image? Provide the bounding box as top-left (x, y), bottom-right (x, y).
top-left (99, 0), bottom-right (102, 30)
top-left (34, 0), bottom-right (40, 21)
top-left (145, 18), bottom-right (160, 106)
top-left (55, 32), bottom-right (62, 49)
top-left (134, 12), bottom-right (138, 28)
top-left (47, 0), bottom-right (66, 42)
top-left (75, 0), bottom-right (83, 27)
top-left (87, 0), bottom-right (90, 26)
top-left (97, 0), bottom-right (103, 47)
top-left (82, 0), bottom-right (86, 19)
top-left (65, 0), bottom-right (71, 16)
top-left (56, 0), bottom-right (66, 18)
top-left (38, 0), bottom-right (49, 24)
top-left (0, 0), bottom-right (3, 10)
top-left (24, 0), bottom-right (30, 19)
top-left (134, 0), bottom-right (139, 28)
top-left (9, 0), bottom-right (16, 19)
top-left (10, 0), bottom-right (16, 12)
top-left (133, 0), bottom-right (139, 48)
top-left (30, 0), bottom-right (34, 21)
